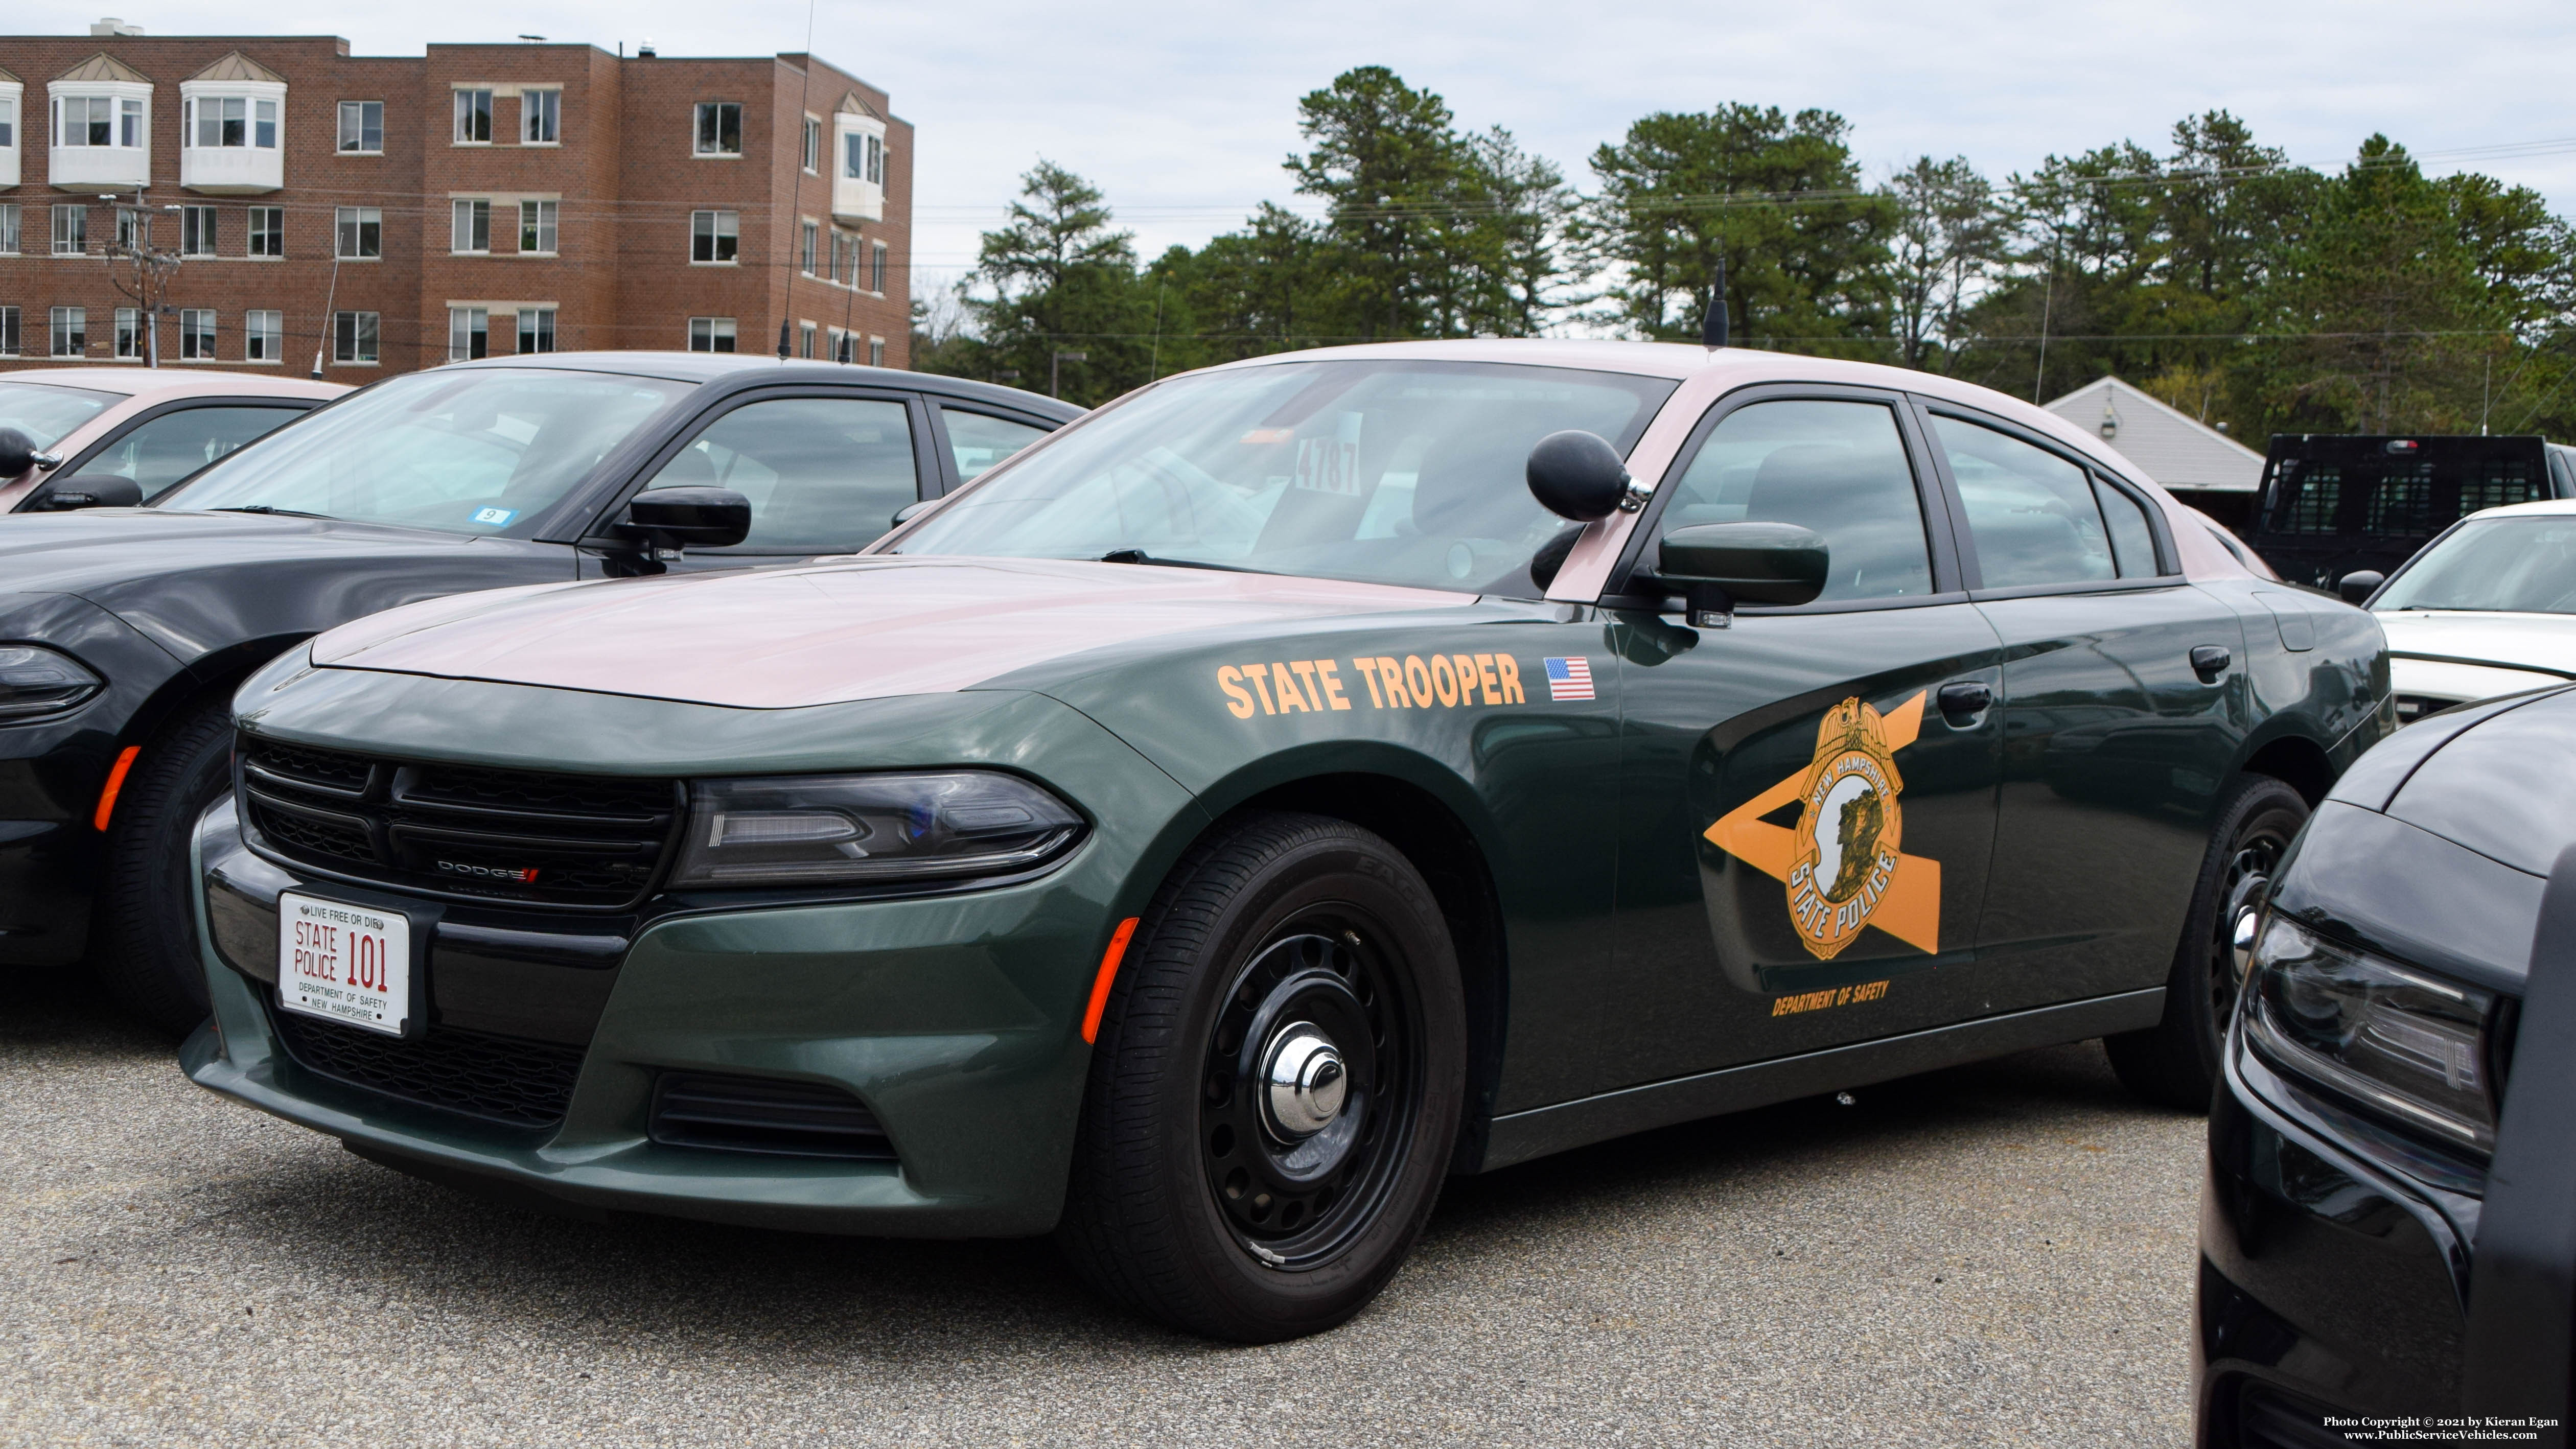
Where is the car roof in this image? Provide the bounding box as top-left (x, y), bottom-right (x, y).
top-left (2466, 498), bottom-right (2576, 520)
top-left (0, 368), bottom-right (347, 403)
top-left (1192, 339), bottom-right (2154, 485)
top-left (429, 352), bottom-right (1082, 421)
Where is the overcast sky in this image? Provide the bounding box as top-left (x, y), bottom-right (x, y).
top-left (25, 0), bottom-right (2576, 301)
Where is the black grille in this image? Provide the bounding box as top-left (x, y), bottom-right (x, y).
top-left (270, 1008), bottom-right (586, 1129)
top-left (651, 1072), bottom-right (895, 1159)
top-left (240, 737), bottom-right (682, 908)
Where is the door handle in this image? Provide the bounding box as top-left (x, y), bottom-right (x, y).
top-left (2191, 645), bottom-right (2233, 682)
top-left (1936, 681), bottom-right (1992, 718)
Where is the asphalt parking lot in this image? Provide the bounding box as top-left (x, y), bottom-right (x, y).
top-left (3, 971), bottom-right (2201, 1448)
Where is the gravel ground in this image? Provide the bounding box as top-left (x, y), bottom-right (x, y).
top-left (1, 970), bottom-right (2205, 1448)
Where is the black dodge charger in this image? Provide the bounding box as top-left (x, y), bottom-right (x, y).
top-left (2200, 683), bottom-right (2576, 1442)
top-left (0, 353), bottom-right (1076, 1031)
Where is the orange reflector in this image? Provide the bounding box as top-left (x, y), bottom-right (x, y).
top-left (92, 745), bottom-right (142, 832)
top-left (1081, 917), bottom-right (1141, 1044)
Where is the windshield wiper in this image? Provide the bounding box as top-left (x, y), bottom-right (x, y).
top-left (1097, 548), bottom-right (1262, 574)
top-left (208, 505), bottom-right (333, 520)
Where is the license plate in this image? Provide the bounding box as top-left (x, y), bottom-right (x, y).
top-left (276, 892), bottom-right (410, 1038)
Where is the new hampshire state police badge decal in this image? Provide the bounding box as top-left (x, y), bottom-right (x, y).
top-left (1705, 692), bottom-right (1942, 962)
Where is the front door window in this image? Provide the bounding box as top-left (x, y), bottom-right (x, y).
top-left (644, 396), bottom-right (920, 553)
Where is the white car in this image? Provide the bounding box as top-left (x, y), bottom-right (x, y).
top-left (2347, 497), bottom-right (2576, 721)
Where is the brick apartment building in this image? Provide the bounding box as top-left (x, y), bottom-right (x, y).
top-left (0, 24), bottom-right (913, 378)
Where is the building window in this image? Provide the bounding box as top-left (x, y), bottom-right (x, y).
top-left (114, 308), bottom-right (142, 360)
top-left (0, 307), bottom-right (18, 358)
top-left (55, 96), bottom-right (144, 149)
top-left (334, 310), bottom-right (379, 363)
top-left (693, 102), bottom-right (740, 156)
top-left (687, 317), bottom-right (736, 353)
top-left (799, 321), bottom-right (816, 357)
top-left (451, 199), bottom-right (490, 254)
top-left (0, 205), bottom-right (19, 256)
top-left (245, 309), bottom-right (282, 361)
top-left (336, 206), bottom-right (381, 260)
top-left (180, 309), bottom-right (216, 360)
top-left (337, 100), bottom-right (383, 154)
top-left (454, 89), bottom-right (493, 144)
top-left (802, 116), bottom-right (820, 172)
top-left (449, 306), bottom-right (489, 362)
top-left (52, 204), bottom-right (87, 256)
top-left (0, 95), bottom-right (14, 152)
top-left (519, 200), bottom-right (557, 254)
top-left (690, 209), bottom-right (738, 264)
top-left (51, 307), bottom-right (85, 358)
top-left (871, 241), bottom-right (887, 294)
top-left (801, 220), bottom-right (818, 276)
top-left (187, 96), bottom-right (277, 149)
top-left (114, 207), bottom-right (143, 251)
top-left (868, 336), bottom-right (885, 367)
top-left (517, 308), bottom-right (555, 354)
top-left (249, 206), bottom-right (283, 258)
top-left (181, 206), bottom-right (218, 257)
top-left (522, 89), bottom-right (560, 145)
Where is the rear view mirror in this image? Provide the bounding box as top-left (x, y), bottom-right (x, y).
top-left (1657, 522), bottom-right (1829, 607)
top-left (31, 475), bottom-right (146, 511)
top-left (625, 486), bottom-right (750, 550)
top-left (1526, 431), bottom-right (1633, 522)
top-left (2337, 570), bottom-right (2385, 606)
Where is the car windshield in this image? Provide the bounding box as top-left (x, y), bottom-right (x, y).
top-left (2377, 515), bottom-right (2576, 614)
top-left (892, 359), bottom-right (1677, 595)
top-left (0, 381), bottom-right (119, 451)
top-left (158, 368), bottom-right (692, 535)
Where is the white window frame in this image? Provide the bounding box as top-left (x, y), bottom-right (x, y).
top-left (868, 336), bottom-right (885, 367)
top-left (451, 198), bottom-right (491, 255)
top-left (454, 88), bottom-right (494, 145)
top-left (801, 115), bottom-right (821, 172)
top-left (0, 204), bottom-right (20, 256)
top-left (245, 309), bottom-right (283, 362)
top-left (448, 306), bottom-right (489, 362)
top-left (52, 204), bottom-right (87, 256)
top-left (693, 101), bottom-right (741, 157)
top-left (181, 205), bottom-right (218, 257)
top-left (336, 206), bottom-right (381, 260)
top-left (801, 219), bottom-right (818, 276)
top-left (690, 209), bottom-right (738, 264)
top-left (333, 310), bottom-right (380, 364)
top-left (516, 308), bottom-right (556, 354)
top-left (248, 206), bottom-right (284, 258)
top-left (521, 88), bottom-right (560, 146)
top-left (51, 306), bottom-right (86, 358)
top-left (53, 94), bottom-right (146, 150)
top-left (186, 95), bottom-right (278, 150)
top-left (871, 241), bottom-right (888, 295)
top-left (337, 100), bottom-right (383, 154)
top-left (179, 308), bottom-right (217, 361)
top-left (518, 199), bottom-right (558, 255)
top-left (113, 307), bottom-right (142, 360)
top-left (687, 316), bottom-right (736, 353)
top-left (0, 307), bottom-right (20, 358)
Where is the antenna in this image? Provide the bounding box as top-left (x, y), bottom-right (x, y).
top-left (1701, 257), bottom-right (1729, 350)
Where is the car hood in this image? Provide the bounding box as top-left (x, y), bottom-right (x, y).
top-left (0, 508), bottom-right (482, 598)
top-left (2381, 685), bottom-right (2576, 878)
top-left (308, 556), bottom-right (1474, 708)
top-left (2374, 610), bottom-right (2576, 680)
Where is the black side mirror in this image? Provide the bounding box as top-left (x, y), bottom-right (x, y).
top-left (0, 428), bottom-right (35, 480)
top-left (1657, 522), bottom-right (1829, 614)
top-left (1526, 431), bottom-right (1632, 522)
top-left (626, 486), bottom-right (751, 550)
top-left (891, 499), bottom-right (933, 530)
top-left (31, 475), bottom-right (146, 511)
top-left (2337, 570), bottom-right (2385, 606)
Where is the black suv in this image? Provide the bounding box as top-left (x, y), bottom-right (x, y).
top-left (0, 353), bottom-right (1078, 1031)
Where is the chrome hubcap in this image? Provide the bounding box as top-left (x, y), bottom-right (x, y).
top-left (1261, 1023), bottom-right (1348, 1139)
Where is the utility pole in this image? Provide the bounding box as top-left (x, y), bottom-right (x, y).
top-left (99, 188), bottom-right (182, 367)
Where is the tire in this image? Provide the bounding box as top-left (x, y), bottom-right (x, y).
top-left (2105, 774), bottom-right (2309, 1110)
top-left (1057, 811), bottom-right (1467, 1342)
top-left (97, 693), bottom-right (238, 1036)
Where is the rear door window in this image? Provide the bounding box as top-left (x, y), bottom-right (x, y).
top-left (1933, 416), bottom-right (2115, 589)
top-left (2094, 477), bottom-right (2162, 577)
top-left (941, 408), bottom-right (1049, 483)
top-left (645, 395), bottom-right (920, 553)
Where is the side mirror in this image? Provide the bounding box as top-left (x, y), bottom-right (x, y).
top-left (625, 486), bottom-right (750, 550)
top-left (2337, 570), bottom-right (2385, 606)
top-left (1526, 430), bottom-right (1632, 522)
top-left (31, 475), bottom-right (146, 511)
top-left (891, 499), bottom-right (933, 530)
top-left (1657, 522), bottom-right (1829, 608)
top-left (0, 428), bottom-right (35, 480)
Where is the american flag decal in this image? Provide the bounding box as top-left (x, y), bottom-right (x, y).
top-left (1543, 657), bottom-right (1594, 702)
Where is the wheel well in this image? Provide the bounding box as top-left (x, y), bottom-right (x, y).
top-left (1236, 773), bottom-right (1507, 1168)
top-left (2241, 735), bottom-right (2332, 806)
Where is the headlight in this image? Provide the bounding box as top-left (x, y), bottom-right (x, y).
top-left (667, 771), bottom-right (1084, 889)
top-left (0, 645), bottom-right (104, 721)
top-left (2242, 915), bottom-right (2500, 1154)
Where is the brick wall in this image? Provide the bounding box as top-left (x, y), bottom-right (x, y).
top-left (0, 32), bottom-right (913, 377)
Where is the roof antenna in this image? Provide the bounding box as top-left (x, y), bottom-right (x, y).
top-left (1701, 257), bottom-right (1730, 351)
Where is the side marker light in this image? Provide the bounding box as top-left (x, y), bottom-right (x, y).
top-left (1081, 917), bottom-right (1141, 1045)
top-left (93, 745), bottom-right (142, 832)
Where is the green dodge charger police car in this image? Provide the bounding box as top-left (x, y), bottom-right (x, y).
top-left (185, 340), bottom-right (2387, 1341)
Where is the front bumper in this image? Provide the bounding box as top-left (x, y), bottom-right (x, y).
top-left (2196, 1034), bottom-right (2480, 1441)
